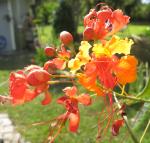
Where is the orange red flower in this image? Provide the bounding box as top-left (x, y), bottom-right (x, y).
top-left (9, 65), bottom-right (51, 105)
top-left (10, 70), bottom-right (37, 105)
top-left (8, 4), bottom-right (139, 142)
top-left (57, 86), bottom-right (91, 132)
top-left (83, 6), bottom-right (129, 40)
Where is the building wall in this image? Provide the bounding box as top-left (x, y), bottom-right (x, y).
top-left (12, 0), bottom-right (35, 50)
top-left (0, 0), bottom-right (35, 54)
top-left (0, 0), bottom-right (15, 54)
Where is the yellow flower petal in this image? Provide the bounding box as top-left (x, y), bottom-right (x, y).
top-left (106, 35), bottom-right (133, 55)
top-left (79, 41), bottom-right (91, 53)
top-left (68, 41), bottom-right (92, 73)
top-left (68, 58), bottom-right (81, 73)
top-left (77, 41), bottom-right (91, 60)
top-left (92, 43), bottom-right (111, 57)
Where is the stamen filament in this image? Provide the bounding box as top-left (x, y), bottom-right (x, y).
top-left (48, 80), bottom-right (73, 84)
top-left (51, 74), bottom-right (75, 78)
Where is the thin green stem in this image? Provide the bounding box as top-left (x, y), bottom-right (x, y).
top-left (113, 93), bottom-right (139, 143)
top-left (0, 80), bottom-right (8, 87)
top-left (114, 92), bottom-right (150, 103)
top-left (140, 120), bottom-right (150, 143)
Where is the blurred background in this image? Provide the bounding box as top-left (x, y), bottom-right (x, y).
top-left (0, 0), bottom-right (150, 67)
top-left (0, 0), bottom-right (150, 143)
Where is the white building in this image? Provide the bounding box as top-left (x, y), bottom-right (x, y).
top-left (0, 0), bottom-right (36, 54)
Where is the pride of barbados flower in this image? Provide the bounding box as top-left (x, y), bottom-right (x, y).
top-left (69, 36), bottom-right (137, 91)
top-left (9, 65), bottom-right (51, 105)
top-left (8, 3), bottom-right (139, 143)
top-left (57, 86), bottom-right (91, 132)
top-left (83, 6), bottom-right (130, 40)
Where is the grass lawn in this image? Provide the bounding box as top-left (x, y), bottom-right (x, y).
top-left (0, 70), bottom-right (150, 143)
top-left (0, 23), bottom-right (150, 143)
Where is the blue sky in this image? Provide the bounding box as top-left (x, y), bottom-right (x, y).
top-left (142, 0), bottom-right (150, 3)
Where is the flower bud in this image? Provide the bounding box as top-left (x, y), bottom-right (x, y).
top-left (27, 69), bottom-right (50, 86)
top-left (44, 47), bottom-right (56, 57)
top-left (43, 60), bottom-right (56, 74)
top-left (60, 31), bottom-right (73, 45)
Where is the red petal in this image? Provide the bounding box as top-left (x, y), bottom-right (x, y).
top-left (53, 58), bottom-right (66, 70)
top-left (35, 84), bottom-right (48, 94)
top-left (58, 46), bottom-right (71, 59)
top-left (57, 96), bottom-right (68, 104)
top-left (69, 113), bottom-right (80, 132)
top-left (24, 89), bottom-right (38, 102)
top-left (63, 86), bottom-right (77, 97)
top-left (108, 9), bottom-right (130, 36)
top-left (41, 91), bottom-right (52, 105)
top-left (83, 27), bottom-right (95, 41)
top-left (9, 71), bottom-right (27, 105)
top-left (84, 9), bottom-right (97, 26)
top-left (112, 119), bottom-right (124, 136)
top-left (77, 94), bottom-right (92, 106)
top-left (85, 62), bottom-right (97, 75)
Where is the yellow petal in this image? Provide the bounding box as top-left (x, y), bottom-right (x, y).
top-left (92, 43), bottom-right (111, 57)
top-left (106, 35), bottom-right (133, 55)
top-left (79, 41), bottom-right (91, 53)
top-left (68, 41), bottom-right (92, 73)
top-left (77, 41), bottom-right (91, 60)
top-left (68, 58), bottom-right (82, 73)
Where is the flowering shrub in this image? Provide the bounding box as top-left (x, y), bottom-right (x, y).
top-left (5, 4), bottom-right (150, 143)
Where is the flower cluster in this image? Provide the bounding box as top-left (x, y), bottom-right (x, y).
top-left (9, 4), bottom-right (138, 143)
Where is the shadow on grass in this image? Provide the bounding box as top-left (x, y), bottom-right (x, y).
top-left (0, 50), bottom-right (35, 70)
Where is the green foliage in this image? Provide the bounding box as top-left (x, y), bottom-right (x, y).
top-left (84, 0), bottom-right (150, 22)
top-left (129, 63), bottom-right (148, 95)
top-left (35, 26), bottom-right (60, 65)
top-left (53, 0), bottom-right (76, 36)
top-left (142, 27), bottom-right (150, 37)
top-left (35, 1), bottom-right (58, 25)
top-left (131, 3), bottom-right (150, 22)
top-left (0, 70), bottom-right (10, 94)
top-left (34, 47), bottom-right (48, 66)
top-left (37, 26), bottom-right (60, 47)
top-left (134, 103), bottom-right (150, 130)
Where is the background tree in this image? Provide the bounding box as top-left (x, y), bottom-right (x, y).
top-left (35, 1), bottom-right (58, 25)
top-left (53, 0), bottom-right (76, 36)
